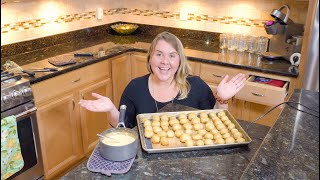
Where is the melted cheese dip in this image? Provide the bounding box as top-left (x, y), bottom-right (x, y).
top-left (101, 132), bottom-right (135, 146)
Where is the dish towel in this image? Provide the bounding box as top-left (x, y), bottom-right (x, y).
top-left (1, 115), bottom-right (24, 180)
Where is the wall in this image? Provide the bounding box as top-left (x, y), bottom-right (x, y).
top-left (1, 0), bottom-right (309, 45)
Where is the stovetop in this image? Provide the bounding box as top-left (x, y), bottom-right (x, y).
top-left (1, 70), bottom-right (34, 112)
top-left (1, 71), bottom-right (23, 86)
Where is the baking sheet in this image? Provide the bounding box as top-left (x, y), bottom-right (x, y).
top-left (136, 109), bottom-right (252, 154)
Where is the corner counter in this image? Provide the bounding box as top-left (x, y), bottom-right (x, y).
top-left (241, 89), bottom-right (319, 179)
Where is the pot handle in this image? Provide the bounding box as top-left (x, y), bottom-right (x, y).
top-left (117, 105), bottom-right (127, 128)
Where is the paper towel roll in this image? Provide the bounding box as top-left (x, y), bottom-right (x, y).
top-left (290, 53), bottom-right (301, 66)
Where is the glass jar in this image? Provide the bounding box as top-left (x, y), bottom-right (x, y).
top-left (237, 34), bottom-right (248, 52)
top-left (219, 33), bottom-right (228, 49)
top-left (247, 36), bottom-right (257, 53)
top-left (255, 36), bottom-right (268, 55)
top-left (227, 33), bottom-right (238, 51)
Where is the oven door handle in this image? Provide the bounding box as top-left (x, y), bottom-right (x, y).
top-left (16, 107), bottom-right (37, 119)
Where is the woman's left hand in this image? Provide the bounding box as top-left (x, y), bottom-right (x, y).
top-left (216, 73), bottom-right (246, 100)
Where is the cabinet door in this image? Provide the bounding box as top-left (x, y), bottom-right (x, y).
top-left (131, 53), bottom-right (149, 79)
top-left (79, 78), bottom-right (113, 154)
top-left (37, 94), bottom-right (82, 179)
top-left (112, 55), bottom-right (132, 108)
top-left (188, 60), bottom-right (200, 76)
top-left (243, 101), bottom-right (283, 127)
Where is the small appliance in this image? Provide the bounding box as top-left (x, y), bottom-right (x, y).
top-left (263, 5), bottom-right (304, 64)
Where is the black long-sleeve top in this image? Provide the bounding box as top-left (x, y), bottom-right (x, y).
top-left (119, 74), bottom-right (216, 128)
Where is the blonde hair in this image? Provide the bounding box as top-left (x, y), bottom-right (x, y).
top-left (147, 32), bottom-right (192, 100)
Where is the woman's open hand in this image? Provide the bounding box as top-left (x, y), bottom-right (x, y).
top-left (79, 93), bottom-right (115, 112)
top-left (216, 73), bottom-right (246, 101)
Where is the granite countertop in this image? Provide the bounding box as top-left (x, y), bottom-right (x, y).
top-left (60, 104), bottom-right (270, 179)
top-left (241, 89), bottom-right (319, 179)
top-left (1, 33), bottom-right (298, 85)
top-left (60, 89), bottom-right (319, 179)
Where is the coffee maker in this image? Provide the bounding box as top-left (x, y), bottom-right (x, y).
top-left (263, 5), bottom-right (304, 64)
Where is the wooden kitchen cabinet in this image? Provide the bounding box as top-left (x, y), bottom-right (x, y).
top-left (235, 71), bottom-right (292, 127)
top-left (188, 60), bottom-right (200, 76)
top-left (79, 78), bottom-right (113, 155)
top-left (131, 52), bottom-right (149, 79)
top-left (199, 62), bottom-right (294, 127)
top-left (32, 60), bottom-right (112, 180)
top-left (36, 94), bottom-right (83, 180)
top-left (112, 54), bottom-right (132, 108)
top-left (200, 63), bottom-right (246, 119)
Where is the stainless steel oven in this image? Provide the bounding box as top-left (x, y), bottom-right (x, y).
top-left (1, 72), bottom-right (44, 180)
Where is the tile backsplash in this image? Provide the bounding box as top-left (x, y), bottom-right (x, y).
top-left (1, 0), bottom-right (309, 45)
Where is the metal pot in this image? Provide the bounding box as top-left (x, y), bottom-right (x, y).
top-left (99, 105), bottom-right (138, 161)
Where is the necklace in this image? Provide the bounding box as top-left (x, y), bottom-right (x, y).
top-left (154, 98), bottom-right (174, 112)
top-left (150, 76), bottom-right (175, 112)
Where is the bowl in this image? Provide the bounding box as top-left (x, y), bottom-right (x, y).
top-left (111, 23), bottom-right (139, 35)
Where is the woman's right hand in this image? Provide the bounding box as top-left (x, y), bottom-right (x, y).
top-left (79, 93), bottom-right (115, 112)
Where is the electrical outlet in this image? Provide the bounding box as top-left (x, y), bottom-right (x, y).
top-left (96, 7), bottom-right (103, 20)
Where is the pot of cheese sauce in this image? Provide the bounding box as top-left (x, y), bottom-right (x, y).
top-left (99, 128), bottom-right (138, 161)
top-left (99, 105), bottom-right (138, 161)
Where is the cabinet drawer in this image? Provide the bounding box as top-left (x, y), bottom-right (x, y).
top-left (200, 63), bottom-right (242, 84)
top-left (32, 61), bottom-right (111, 104)
top-left (78, 60), bottom-right (111, 83)
top-left (235, 76), bottom-right (289, 106)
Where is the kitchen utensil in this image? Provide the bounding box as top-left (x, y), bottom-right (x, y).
top-left (3, 60), bottom-right (35, 77)
top-left (48, 58), bottom-right (76, 66)
top-left (96, 134), bottom-right (120, 143)
top-left (99, 105), bottom-right (138, 161)
top-left (29, 67), bottom-right (58, 72)
top-left (74, 53), bottom-right (94, 57)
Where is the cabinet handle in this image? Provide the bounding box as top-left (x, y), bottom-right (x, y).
top-left (212, 73), bottom-right (224, 78)
top-left (71, 78), bottom-right (81, 83)
top-left (251, 92), bottom-right (265, 97)
top-left (72, 99), bottom-right (75, 110)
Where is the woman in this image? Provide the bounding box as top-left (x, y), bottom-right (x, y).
top-left (79, 32), bottom-right (245, 128)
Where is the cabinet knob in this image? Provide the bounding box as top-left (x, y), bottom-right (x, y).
top-left (21, 87), bottom-right (32, 97)
top-left (1, 94), bottom-right (13, 104)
